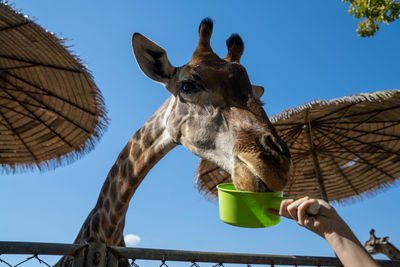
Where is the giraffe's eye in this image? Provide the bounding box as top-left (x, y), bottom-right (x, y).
top-left (179, 81), bottom-right (201, 95)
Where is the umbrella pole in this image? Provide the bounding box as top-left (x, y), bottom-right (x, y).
top-left (305, 111), bottom-right (329, 202)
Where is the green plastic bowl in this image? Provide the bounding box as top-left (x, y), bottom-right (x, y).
top-left (217, 183), bottom-right (282, 228)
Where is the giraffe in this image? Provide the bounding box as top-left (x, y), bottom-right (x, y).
top-left (364, 229), bottom-right (400, 260)
top-left (56, 18), bottom-right (292, 266)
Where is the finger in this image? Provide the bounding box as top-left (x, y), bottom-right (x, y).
top-left (279, 199), bottom-right (294, 218)
top-left (297, 199), bottom-right (315, 225)
top-left (287, 197), bottom-right (308, 220)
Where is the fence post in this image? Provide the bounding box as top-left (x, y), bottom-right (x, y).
top-left (73, 245), bottom-right (86, 267)
top-left (85, 242), bottom-right (107, 267)
top-left (106, 247), bottom-right (119, 267)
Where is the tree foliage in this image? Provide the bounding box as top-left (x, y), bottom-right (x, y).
top-left (343, 0), bottom-right (400, 37)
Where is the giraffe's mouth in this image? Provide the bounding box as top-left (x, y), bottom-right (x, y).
top-left (231, 154), bottom-right (288, 193)
top-left (254, 175), bottom-right (273, 192)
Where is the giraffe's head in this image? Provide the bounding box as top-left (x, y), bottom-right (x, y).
top-left (364, 229), bottom-right (390, 255)
top-left (132, 18), bottom-right (291, 192)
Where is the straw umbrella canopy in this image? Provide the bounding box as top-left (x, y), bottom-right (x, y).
top-left (195, 90), bottom-right (400, 203)
top-left (0, 3), bottom-right (108, 173)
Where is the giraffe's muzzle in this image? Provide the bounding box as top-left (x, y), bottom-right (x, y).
top-left (231, 132), bottom-right (292, 192)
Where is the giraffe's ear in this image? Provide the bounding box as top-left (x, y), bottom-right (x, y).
top-left (132, 33), bottom-right (176, 87)
top-left (251, 85), bottom-right (264, 99)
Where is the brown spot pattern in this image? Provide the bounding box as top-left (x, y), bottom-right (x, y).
top-left (131, 143), bottom-right (142, 159)
top-left (104, 199), bottom-right (110, 213)
top-left (129, 175), bottom-right (139, 187)
top-left (107, 225), bottom-right (115, 239)
top-left (109, 163), bottom-right (119, 178)
top-left (91, 213), bottom-right (100, 235)
top-left (120, 161), bottom-right (128, 179)
top-left (102, 179), bottom-right (110, 195)
top-left (119, 142), bottom-right (131, 160)
top-left (142, 129), bottom-right (154, 148)
top-left (110, 181), bottom-right (117, 200)
top-left (115, 200), bottom-right (124, 212)
top-left (121, 189), bottom-right (131, 203)
top-left (110, 213), bottom-right (118, 226)
top-left (126, 161), bottom-right (134, 179)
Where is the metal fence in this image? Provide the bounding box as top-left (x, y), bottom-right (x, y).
top-left (1, 241), bottom-right (399, 267)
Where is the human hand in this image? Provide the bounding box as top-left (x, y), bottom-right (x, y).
top-left (271, 197), bottom-right (380, 267)
top-left (270, 197), bottom-right (347, 239)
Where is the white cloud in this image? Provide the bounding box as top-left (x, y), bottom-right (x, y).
top-left (124, 233), bottom-right (141, 247)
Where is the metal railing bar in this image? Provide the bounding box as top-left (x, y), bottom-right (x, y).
top-left (111, 246), bottom-right (400, 266)
top-left (0, 241), bottom-right (399, 266)
top-left (0, 241), bottom-right (85, 256)
top-left (111, 246), bottom-right (342, 266)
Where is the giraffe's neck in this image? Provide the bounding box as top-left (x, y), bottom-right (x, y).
top-left (74, 97), bottom-right (176, 245)
top-left (381, 243), bottom-right (400, 260)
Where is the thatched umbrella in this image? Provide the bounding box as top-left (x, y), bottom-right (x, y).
top-left (0, 3), bottom-right (108, 173)
top-left (196, 90), bottom-right (400, 203)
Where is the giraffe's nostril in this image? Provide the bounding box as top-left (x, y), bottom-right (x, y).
top-left (261, 135), bottom-right (281, 153)
top-left (278, 138), bottom-right (291, 158)
top-left (259, 134), bottom-right (291, 159)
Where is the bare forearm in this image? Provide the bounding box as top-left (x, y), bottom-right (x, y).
top-left (325, 229), bottom-right (380, 267)
top-left (276, 198), bottom-right (380, 267)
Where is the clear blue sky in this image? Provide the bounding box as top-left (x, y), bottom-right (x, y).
top-left (1, 1), bottom-right (399, 266)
